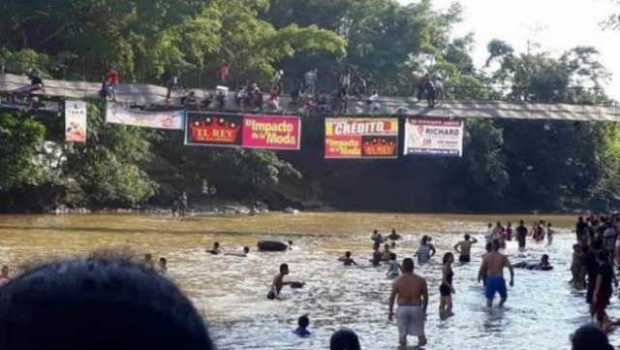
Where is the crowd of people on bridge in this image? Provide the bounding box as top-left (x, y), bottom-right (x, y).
top-left (0, 214), bottom-right (617, 349)
top-left (4, 63), bottom-right (445, 114)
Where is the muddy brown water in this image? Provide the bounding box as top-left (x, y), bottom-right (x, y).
top-left (0, 213), bottom-right (610, 349)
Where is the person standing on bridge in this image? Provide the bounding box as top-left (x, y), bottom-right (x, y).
top-left (304, 68), bottom-right (318, 96)
top-left (162, 70), bottom-right (179, 103)
top-left (105, 67), bottom-right (120, 101)
top-left (218, 63), bottom-right (230, 83)
top-left (25, 70), bottom-right (44, 110)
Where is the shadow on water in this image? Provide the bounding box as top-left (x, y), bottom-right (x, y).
top-left (0, 213), bottom-right (607, 349)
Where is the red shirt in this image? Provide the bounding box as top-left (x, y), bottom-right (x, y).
top-left (218, 64), bottom-right (229, 81)
top-left (106, 70), bottom-right (120, 85)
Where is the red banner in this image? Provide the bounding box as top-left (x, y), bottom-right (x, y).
top-left (185, 113), bottom-right (301, 151)
top-left (186, 113), bottom-right (242, 146)
top-left (242, 115), bottom-right (301, 150)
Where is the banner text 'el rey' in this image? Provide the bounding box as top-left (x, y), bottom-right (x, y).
top-left (186, 113), bottom-right (300, 151)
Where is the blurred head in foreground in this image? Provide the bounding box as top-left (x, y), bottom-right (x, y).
top-left (571, 324), bottom-right (613, 350)
top-left (330, 328), bottom-right (361, 350)
top-left (0, 256), bottom-right (213, 350)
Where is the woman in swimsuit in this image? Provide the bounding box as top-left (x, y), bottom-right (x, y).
top-left (439, 252), bottom-right (455, 319)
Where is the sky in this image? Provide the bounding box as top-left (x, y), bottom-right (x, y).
top-left (399, 0), bottom-right (620, 101)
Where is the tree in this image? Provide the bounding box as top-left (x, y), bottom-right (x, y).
top-left (62, 105), bottom-right (158, 208)
top-left (0, 113), bottom-right (47, 190)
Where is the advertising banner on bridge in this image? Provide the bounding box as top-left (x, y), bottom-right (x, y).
top-left (404, 117), bottom-right (464, 157)
top-left (65, 100), bottom-right (87, 143)
top-left (185, 113), bottom-right (242, 147)
top-left (186, 113), bottom-right (301, 150)
top-left (242, 115), bottom-right (301, 150)
top-left (325, 118), bottom-right (399, 159)
top-left (105, 102), bottom-right (185, 130)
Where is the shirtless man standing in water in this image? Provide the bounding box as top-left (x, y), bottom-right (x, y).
top-left (478, 240), bottom-right (514, 308)
top-left (268, 263), bottom-right (304, 300)
top-left (388, 258), bottom-right (428, 349)
top-left (454, 234), bottom-right (478, 263)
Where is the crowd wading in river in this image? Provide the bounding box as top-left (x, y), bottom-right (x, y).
top-left (0, 214), bottom-right (618, 349)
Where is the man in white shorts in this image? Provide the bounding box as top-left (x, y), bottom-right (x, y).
top-left (388, 258), bottom-right (428, 349)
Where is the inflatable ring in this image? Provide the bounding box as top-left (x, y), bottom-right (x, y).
top-left (257, 240), bottom-right (288, 252)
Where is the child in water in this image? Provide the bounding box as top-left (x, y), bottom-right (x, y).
top-left (158, 257), bottom-right (167, 273)
top-left (386, 253), bottom-right (400, 278)
top-left (293, 314), bottom-right (311, 337)
top-left (207, 242), bottom-right (221, 255)
top-left (338, 251), bottom-right (358, 266)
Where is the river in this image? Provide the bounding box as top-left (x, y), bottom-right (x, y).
top-left (0, 212), bottom-right (613, 349)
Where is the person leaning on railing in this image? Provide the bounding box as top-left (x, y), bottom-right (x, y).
top-left (105, 67), bottom-right (120, 101)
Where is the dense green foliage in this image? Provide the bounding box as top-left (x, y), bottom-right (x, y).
top-left (0, 0), bottom-right (619, 212)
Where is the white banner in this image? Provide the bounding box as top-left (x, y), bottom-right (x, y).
top-left (106, 102), bottom-right (185, 130)
top-left (404, 117), bottom-right (464, 157)
top-left (65, 100), bottom-right (87, 143)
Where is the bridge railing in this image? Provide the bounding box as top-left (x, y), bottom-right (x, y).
top-left (1, 73), bottom-right (619, 122)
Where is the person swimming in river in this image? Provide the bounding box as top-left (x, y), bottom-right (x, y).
top-left (386, 253), bottom-right (400, 278)
top-left (207, 242), bottom-right (221, 255)
top-left (225, 246), bottom-right (250, 257)
top-left (387, 228), bottom-right (402, 241)
top-left (371, 230), bottom-right (385, 244)
top-left (513, 254), bottom-right (553, 271)
top-left (415, 236), bottom-right (436, 264)
top-left (371, 242), bottom-right (383, 266)
top-left (158, 257), bottom-right (167, 273)
top-left (531, 222), bottom-right (545, 242)
top-left (267, 263), bottom-right (305, 300)
top-left (293, 314), bottom-right (311, 337)
top-left (144, 254), bottom-right (155, 269)
top-left (338, 251), bottom-right (358, 266)
top-left (454, 234), bottom-right (478, 263)
top-left (382, 244), bottom-right (393, 261)
top-left (439, 252), bottom-right (456, 319)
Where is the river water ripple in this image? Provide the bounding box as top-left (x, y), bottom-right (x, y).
top-left (0, 213), bottom-right (613, 349)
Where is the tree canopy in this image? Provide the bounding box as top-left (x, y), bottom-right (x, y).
top-left (0, 0), bottom-right (619, 213)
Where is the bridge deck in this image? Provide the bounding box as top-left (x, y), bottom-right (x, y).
top-left (1, 73), bottom-right (618, 122)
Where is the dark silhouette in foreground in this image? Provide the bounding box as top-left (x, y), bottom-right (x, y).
top-left (330, 328), bottom-right (362, 350)
top-left (571, 324), bottom-right (613, 350)
top-left (0, 256), bottom-right (213, 350)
